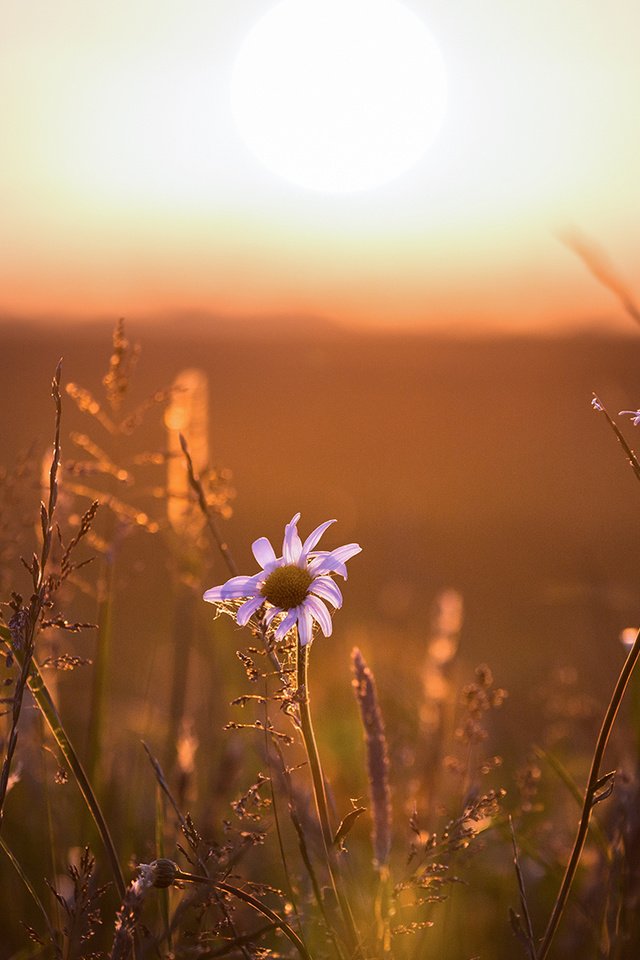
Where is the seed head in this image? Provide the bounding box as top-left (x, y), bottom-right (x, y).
top-left (261, 565), bottom-right (313, 609)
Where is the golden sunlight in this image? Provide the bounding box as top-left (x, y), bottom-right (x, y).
top-left (230, 0), bottom-right (447, 194)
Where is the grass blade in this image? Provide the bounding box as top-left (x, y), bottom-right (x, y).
top-left (0, 835), bottom-right (59, 950)
top-left (1, 624), bottom-right (126, 899)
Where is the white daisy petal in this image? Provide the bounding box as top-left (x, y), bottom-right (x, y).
top-left (325, 543), bottom-right (363, 564)
top-left (252, 536), bottom-right (277, 569)
top-left (307, 554), bottom-right (349, 580)
top-left (203, 517), bottom-right (360, 635)
top-left (283, 513), bottom-right (303, 564)
top-left (275, 609), bottom-right (298, 641)
top-left (203, 574), bottom-right (262, 602)
top-left (237, 595), bottom-right (265, 626)
top-left (264, 605), bottom-right (282, 626)
top-left (309, 576), bottom-right (343, 609)
top-left (300, 519), bottom-right (336, 562)
top-left (297, 607), bottom-right (313, 646)
top-left (306, 595), bottom-right (333, 637)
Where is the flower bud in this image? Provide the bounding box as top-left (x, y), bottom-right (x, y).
top-left (148, 858), bottom-right (178, 888)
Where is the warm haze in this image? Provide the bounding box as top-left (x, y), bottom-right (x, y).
top-left (1, 0), bottom-right (639, 332)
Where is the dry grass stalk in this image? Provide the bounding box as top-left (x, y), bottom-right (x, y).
top-left (0, 360), bottom-right (62, 825)
top-left (110, 863), bottom-right (155, 960)
top-left (103, 318), bottom-right (140, 413)
top-left (560, 229), bottom-right (640, 327)
top-left (351, 647), bottom-right (392, 869)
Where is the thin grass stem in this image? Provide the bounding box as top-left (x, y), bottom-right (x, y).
top-left (154, 784), bottom-right (172, 953)
top-left (509, 816), bottom-right (536, 960)
top-left (592, 395), bottom-right (640, 483)
top-left (0, 624), bottom-right (126, 899)
top-left (536, 628), bottom-right (640, 959)
top-left (533, 744), bottom-right (610, 857)
top-left (178, 434), bottom-right (238, 577)
top-left (0, 835), bottom-right (60, 952)
top-left (174, 867), bottom-right (313, 960)
top-left (142, 741), bottom-right (252, 960)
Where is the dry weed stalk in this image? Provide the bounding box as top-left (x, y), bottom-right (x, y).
top-left (0, 360), bottom-right (62, 825)
top-left (352, 647), bottom-right (393, 955)
top-left (0, 360), bottom-right (126, 901)
top-left (560, 229), bottom-right (640, 328)
top-left (110, 862), bottom-right (155, 960)
top-left (351, 647), bottom-right (392, 870)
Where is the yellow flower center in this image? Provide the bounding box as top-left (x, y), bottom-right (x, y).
top-left (261, 564), bottom-right (312, 609)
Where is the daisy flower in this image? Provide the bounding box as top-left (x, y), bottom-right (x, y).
top-left (203, 513), bottom-right (361, 646)
top-left (619, 409), bottom-right (640, 426)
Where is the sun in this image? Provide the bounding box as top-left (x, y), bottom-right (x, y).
top-left (230, 0), bottom-right (448, 195)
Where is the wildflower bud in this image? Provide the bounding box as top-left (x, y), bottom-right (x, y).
top-left (148, 858), bottom-right (178, 888)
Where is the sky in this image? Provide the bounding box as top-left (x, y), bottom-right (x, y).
top-left (1, 0), bottom-right (639, 334)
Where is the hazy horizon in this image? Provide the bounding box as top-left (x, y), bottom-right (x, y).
top-left (2, 0), bottom-right (639, 332)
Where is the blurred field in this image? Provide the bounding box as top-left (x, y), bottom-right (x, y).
top-left (2, 317), bottom-right (640, 957)
top-left (3, 319), bottom-right (640, 683)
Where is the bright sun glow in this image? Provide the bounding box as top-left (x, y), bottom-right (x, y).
top-left (230, 0), bottom-right (448, 194)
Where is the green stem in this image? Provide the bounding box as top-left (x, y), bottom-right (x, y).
top-left (296, 637), bottom-right (361, 959)
top-left (1, 625), bottom-right (126, 899)
top-left (536, 629), bottom-right (640, 959)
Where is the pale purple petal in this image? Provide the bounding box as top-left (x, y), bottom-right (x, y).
top-left (203, 574), bottom-right (262, 602)
top-left (307, 554), bottom-right (348, 579)
top-left (305, 595), bottom-right (333, 637)
top-left (297, 607), bottom-right (313, 646)
top-left (299, 519), bottom-right (336, 563)
top-left (308, 542), bottom-right (361, 579)
top-left (252, 536), bottom-right (278, 569)
top-left (264, 605), bottom-right (282, 626)
top-left (309, 576), bottom-right (343, 609)
top-left (283, 513), bottom-right (303, 564)
top-left (275, 609), bottom-right (298, 641)
top-left (237, 595), bottom-right (265, 626)
top-left (323, 543), bottom-right (362, 564)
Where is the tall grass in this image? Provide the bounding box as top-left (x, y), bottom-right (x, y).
top-left (1, 321), bottom-right (640, 959)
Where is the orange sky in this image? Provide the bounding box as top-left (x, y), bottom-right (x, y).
top-left (2, 0), bottom-right (640, 333)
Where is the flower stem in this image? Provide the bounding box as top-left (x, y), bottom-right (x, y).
top-left (536, 628), bottom-right (640, 959)
top-left (296, 636), bottom-right (361, 959)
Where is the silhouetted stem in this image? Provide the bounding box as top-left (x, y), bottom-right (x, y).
top-left (537, 629), bottom-right (640, 959)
